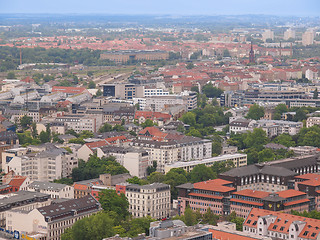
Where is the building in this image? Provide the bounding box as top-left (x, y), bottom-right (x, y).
top-left (55, 114), bottom-right (100, 133)
top-left (125, 183), bottom-right (171, 219)
top-left (249, 42), bottom-right (255, 64)
top-left (73, 173), bottom-right (131, 199)
top-left (6, 195), bottom-right (101, 240)
top-left (27, 181), bottom-right (74, 199)
top-left (97, 146), bottom-right (149, 178)
top-left (131, 137), bottom-right (212, 173)
top-left (219, 163), bottom-right (297, 192)
top-left (262, 30), bottom-right (274, 42)
top-left (243, 208), bottom-right (320, 240)
top-left (148, 220), bottom-right (213, 240)
top-left (302, 30), bottom-right (314, 46)
top-left (284, 29), bottom-right (296, 40)
top-left (177, 179), bottom-right (235, 216)
top-left (229, 119), bottom-right (253, 133)
top-left (164, 153), bottom-right (247, 174)
top-left (100, 50), bottom-right (169, 63)
top-left (306, 117), bottom-right (320, 128)
top-left (0, 191), bottom-right (50, 228)
top-left (102, 83), bottom-right (144, 99)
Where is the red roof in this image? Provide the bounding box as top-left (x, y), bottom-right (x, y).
top-left (138, 127), bottom-right (168, 141)
top-left (233, 189), bottom-right (269, 199)
top-left (52, 86), bottom-right (87, 94)
top-left (85, 140), bottom-right (109, 149)
top-left (188, 192), bottom-right (224, 200)
top-left (105, 136), bottom-right (128, 144)
top-left (283, 198), bottom-right (310, 207)
top-left (276, 189), bottom-right (306, 199)
top-left (230, 198), bottom-right (263, 207)
top-left (9, 177), bottom-right (27, 188)
top-left (209, 229), bottom-right (258, 240)
top-left (194, 179), bottom-right (235, 193)
top-left (134, 111), bottom-right (171, 121)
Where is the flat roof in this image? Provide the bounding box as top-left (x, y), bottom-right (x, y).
top-left (165, 154), bottom-right (246, 168)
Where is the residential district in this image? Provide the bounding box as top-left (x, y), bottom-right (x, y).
top-left (1, 14), bottom-right (320, 240)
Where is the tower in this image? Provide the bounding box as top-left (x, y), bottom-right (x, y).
top-left (249, 42), bottom-right (255, 64)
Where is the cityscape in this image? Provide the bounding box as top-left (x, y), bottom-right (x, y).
top-left (0, 0), bottom-right (320, 240)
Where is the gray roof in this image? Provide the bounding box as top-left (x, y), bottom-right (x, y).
top-left (0, 191), bottom-right (50, 210)
top-left (126, 182), bottom-right (170, 191)
top-left (38, 195), bottom-right (100, 221)
top-left (220, 163), bottom-right (296, 178)
top-left (28, 181), bottom-right (68, 191)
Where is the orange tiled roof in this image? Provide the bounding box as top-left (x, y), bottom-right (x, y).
top-left (276, 189), bottom-right (306, 199)
top-left (85, 140), bottom-right (109, 149)
top-left (283, 198), bottom-right (310, 206)
top-left (189, 193), bottom-right (224, 200)
top-left (9, 177), bottom-right (27, 188)
top-left (230, 198), bottom-right (263, 207)
top-left (194, 179), bottom-right (235, 193)
top-left (52, 86), bottom-right (87, 94)
top-left (233, 189), bottom-right (269, 199)
top-left (209, 229), bottom-right (258, 240)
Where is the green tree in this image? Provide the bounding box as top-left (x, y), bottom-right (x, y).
top-left (141, 119), bottom-right (155, 128)
top-left (180, 112), bottom-right (196, 126)
top-left (223, 49), bottom-right (231, 57)
top-left (186, 62), bottom-right (194, 69)
top-left (146, 161), bottom-right (157, 175)
top-left (88, 81), bottom-right (96, 89)
top-left (20, 115), bottom-right (32, 130)
top-left (191, 86), bottom-right (199, 93)
top-left (203, 208), bottom-right (219, 225)
top-left (258, 148), bottom-right (275, 162)
top-left (148, 172), bottom-right (166, 183)
top-left (273, 134), bottom-right (295, 147)
top-left (113, 124), bottom-right (125, 132)
top-left (164, 168), bottom-right (188, 199)
top-left (99, 123), bottom-right (113, 133)
top-left (98, 189), bottom-right (129, 220)
top-left (186, 128), bottom-right (202, 138)
top-left (184, 207), bottom-right (197, 226)
top-left (244, 128), bottom-right (268, 150)
top-left (202, 84), bottom-right (223, 98)
top-left (246, 104), bottom-right (265, 120)
top-left (188, 164), bottom-right (216, 183)
top-left (293, 108), bottom-right (307, 122)
top-left (314, 88), bottom-right (318, 99)
top-left (7, 72), bottom-right (16, 79)
top-left (126, 176), bottom-right (148, 185)
top-left (273, 104), bottom-right (288, 120)
top-left (39, 131), bottom-right (50, 143)
top-left (227, 212), bottom-right (244, 231)
top-left (31, 122), bottom-right (37, 138)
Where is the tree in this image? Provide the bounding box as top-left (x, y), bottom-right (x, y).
top-left (188, 164), bottom-right (216, 183)
top-left (7, 72), bottom-right (16, 79)
top-left (126, 176), bottom-right (148, 185)
top-left (147, 161), bottom-right (157, 175)
top-left (314, 88), bottom-right (319, 99)
top-left (99, 123), bottom-right (113, 133)
top-left (148, 172), bottom-right (165, 183)
top-left (31, 122), bottom-right (37, 138)
top-left (244, 128), bottom-right (268, 150)
top-left (273, 134), bottom-right (295, 147)
top-left (95, 89), bottom-right (102, 97)
top-left (186, 128), bottom-right (202, 138)
top-left (191, 86), bottom-right (199, 93)
top-left (273, 104), bottom-right (288, 120)
top-left (294, 108), bottom-right (307, 122)
top-left (223, 49), bottom-right (231, 57)
top-left (258, 148), bottom-right (275, 162)
top-left (184, 207), bottom-right (196, 226)
top-left (203, 208), bottom-right (219, 225)
top-left (113, 124), bottom-right (125, 132)
top-left (202, 84), bottom-right (223, 98)
top-left (186, 62), bottom-right (194, 69)
top-left (20, 115), bottom-right (32, 130)
top-left (164, 168), bottom-right (188, 199)
top-left (39, 131), bottom-right (50, 143)
top-left (88, 81), bottom-right (96, 89)
top-left (246, 104), bottom-right (265, 120)
top-left (227, 212), bottom-right (244, 231)
top-left (180, 112), bottom-right (196, 126)
top-left (98, 189), bottom-right (129, 220)
top-left (141, 119), bottom-right (155, 128)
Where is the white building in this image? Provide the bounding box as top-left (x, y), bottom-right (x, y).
top-left (40, 91), bottom-right (66, 103)
top-left (306, 116), bottom-right (320, 128)
top-left (284, 28), bottom-right (295, 40)
top-left (302, 30), bottom-right (314, 46)
top-left (6, 195), bottom-right (101, 240)
top-left (27, 181), bottom-right (74, 199)
top-left (131, 137), bottom-right (212, 173)
top-left (164, 153), bottom-right (247, 174)
top-left (97, 146), bottom-right (149, 178)
top-left (144, 88), bottom-right (169, 97)
top-left (262, 29), bottom-right (274, 42)
top-left (125, 183), bottom-right (171, 219)
top-left (55, 114), bottom-right (100, 133)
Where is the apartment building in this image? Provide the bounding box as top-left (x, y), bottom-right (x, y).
top-left (253, 120), bottom-right (303, 137)
top-left (131, 137), bottom-right (212, 173)
top-left (100, 50), bottom-right (169, 63)
top-left (306, 117), bottom-right (320, 128)
top-left (4, 149), bottom-right (63, 181)
top-left (27, 181), bottom-right (74, 199)
top-left (55, 114), bottom-right (99, 133)
top-left (102, 83), bottom-right (144, 99)
top-left (125, 183), bottom-right (171, 219)
top-left (6, 195), bottom-right (101, 240)
top-left (97, 146), bottom-right (149, 178)
top-left (177, 179), bottom-right (235, 216)
top-left (243, 208), bottom-right (320, 240)
top-left (164, 153), bottom-right (247, 174)
top-left (0, 191), bottom-right (50, 228)
top-left (302, 30), bottom-right (314, 46)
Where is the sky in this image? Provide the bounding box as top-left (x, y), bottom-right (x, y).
top-left (0, 0), bottom-right (319, 16)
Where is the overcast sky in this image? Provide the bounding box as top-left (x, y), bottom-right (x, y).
top-left (0, 0), bottom-right (319, 16)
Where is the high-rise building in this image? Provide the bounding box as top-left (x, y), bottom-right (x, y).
top-left (302, 30), bottom-right (314, 46)
top-left (284, 28), bottom-right (296, 40)
top-left (262, 29), bottom-right (274, 42)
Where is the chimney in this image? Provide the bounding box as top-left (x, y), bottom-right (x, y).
top-left (99, 173), bottom-right (112, 186)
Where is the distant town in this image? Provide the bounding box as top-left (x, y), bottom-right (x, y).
top-left (0, 12), bottom-right (320, 240)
